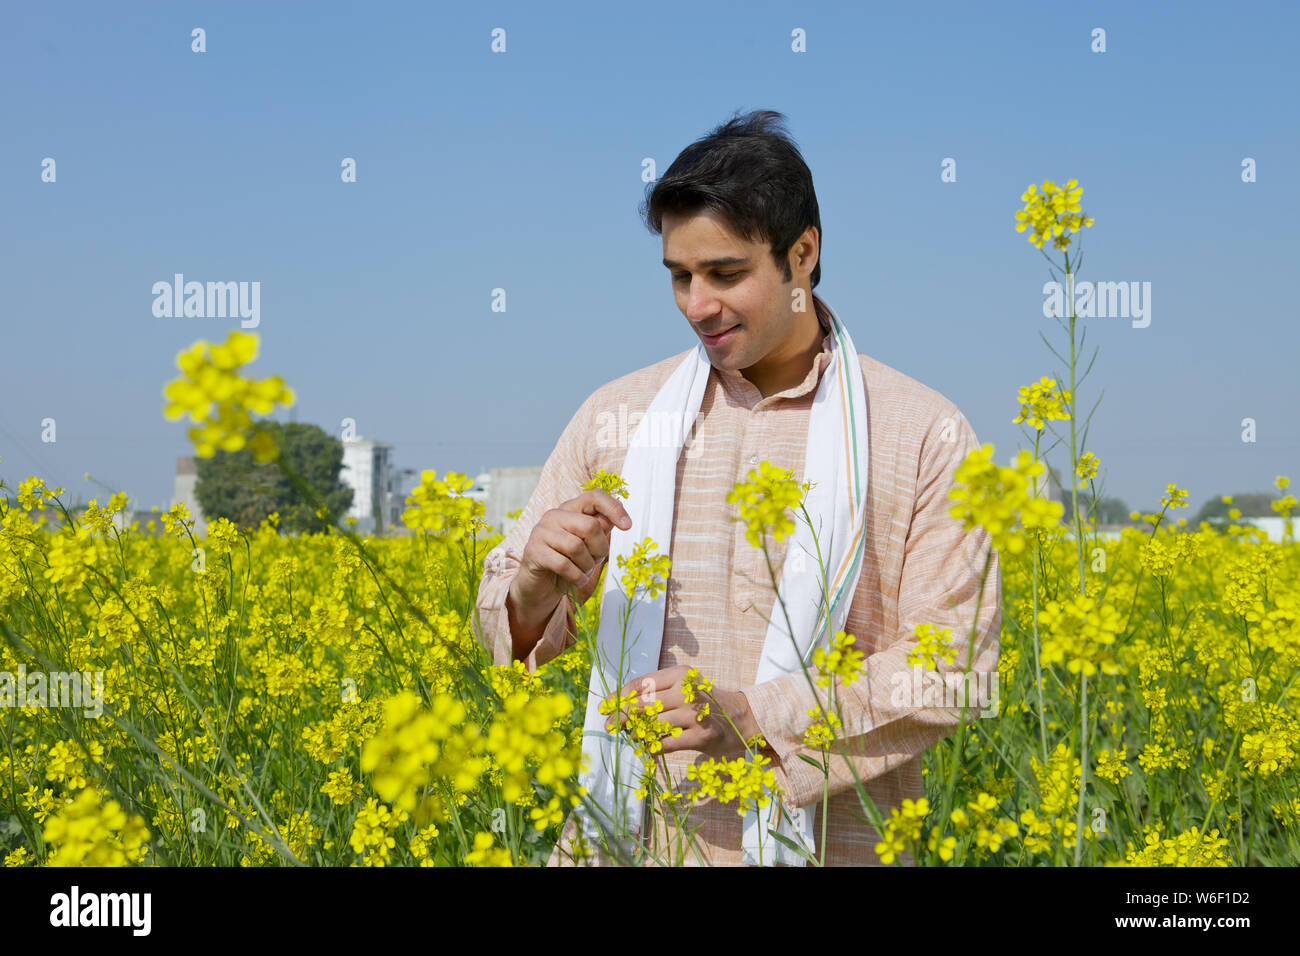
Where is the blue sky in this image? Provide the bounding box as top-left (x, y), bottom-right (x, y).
top-left (2, 0), bottom-right (1296, 518)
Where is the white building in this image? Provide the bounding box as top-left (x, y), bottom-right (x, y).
top-left (1239, 516), bottom-right (1297, 542)
top-left (484, 466), bottom-right (543, 537)
top-left (170, 456), bottom-right (207, 535)
top-left (341, 438), bottom-right (394, 535)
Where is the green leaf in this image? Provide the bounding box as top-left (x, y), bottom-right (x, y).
top-left (767, 829), bottom-right (818, 863)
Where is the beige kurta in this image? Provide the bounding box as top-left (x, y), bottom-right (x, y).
top-left (474, 298), bottom-right (1002, 866)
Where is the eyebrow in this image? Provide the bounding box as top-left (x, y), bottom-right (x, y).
top-left (662, 256), bottom-right (751, 270)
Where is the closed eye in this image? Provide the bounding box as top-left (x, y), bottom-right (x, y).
top-left (673, 271), bottom-right (743, 282)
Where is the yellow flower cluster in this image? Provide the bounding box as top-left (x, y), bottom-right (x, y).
top-left (948, 445), bottom-right (1064, 556)
top-left (322, 768), bottom-right (364, 805)
top-left (1032, 742), bottom-right (1081, 818)
top-left (464, 831), bottom-right (514, 866)
top-left (726, 461), bottom-right (812, 549)
top-left (947, 792), bottom-right (1019, 861)
top-left (1220, 552), bottom-right (1269, 617)
top-left (1038, 593), bottom-right (1125, 677)
top-left (812, 630), bottom-right (865, 687)
top-left (348, 797), bottom-right (408, 867)
top-left (802, 706), bottom-right (842, 750)
top-left (1270, 475), bottom-right (1295, 522)
top-left (1012, 376), bottom-right (1072, 431)
top-left (42, 526), bottom-right (108, 591)
top-left (162, 330), bottom-right (295, 461)
top-left (485, 688), bottom-right (580, 809)
top-left (360, 692), bottom-right (486, 814)
top-left (581, 469), bottom-right (630, 500)
top-left (1159, 483), bottom-right (1189, 509)
top-left (600, 695), bottom-right (680, 756)
top-left (875, 796), bottom-right (931, 864)
top-left (679, 666), bottom-right (715, 703)
top-left (1239, 729), bottom-right (1294, 775)
top-left (16, 476), bottom-right (66, 512)
top-left (1076, 450), bottom-right (1100, 483)
top-left (302, 699), bottom-right (387, 764)
top-left (79, 492), bottom-right (130, 536)
top-left (616, 537), bottom-right (671, 599)
top-left (1108, 825), bottom-right (1231, 867)
top-left (1095, 745), bottom-right (1132, 784)
top-left (684, 753), bottom-right (776, 816)
top-left (43, 788), bottom-right (150, 867)
top-left (1015, 178), bottom-right (1094, 250)
top-left (408, 822), bottom-right (441, 865)
top-left (907, 623), bottom-right (956, 671)
top-left (401, 469), bottom-right (487, 541)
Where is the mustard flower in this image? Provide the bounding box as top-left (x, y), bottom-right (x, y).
top-left (163, 330), bottom-right (296, 462)
top-left (948, 445), bottom-right (1064, 556)
top-left (813, 630), bottom-right (865, 687)
top-left (1108, 825), bottom-right (1231, 867)
top-left (360, 691), bottom-right (487, 812)
top-left (727, 461), bottom-right (812, 549)
top-left (464, 831), bottom-right (514, 867)
top-left (1159, 483), bottom-right (1189, 509)
top-left (581, 469), bottom-right (630, 500)
top-left (907, 623), bottom-right (957, 671)
top-left (402, 469), bottom-right (487, 540)
top-left (680, 666), bottom-right (715, 703)
top-left (322, 768), bottom-right (364, 805)
top-left (1012, 376), bottom-right (1072, 431)
top-left (1075, 451), bottom-right (1100, 485)
top-left (1014, 178), bottom-right (1094, 250)
top-left (16, 476), bottom-right (66, 512)
top-left (685, 753), bottom-right (777, 816)
top-left (43, 788), bottom-right (151, 867)
top-left (1037, 593), bottom-right (1125, 677)
top-left (616, 537), bottom-right (671, 599)
top-left (802, 706), bottom-right (842, 750)
top-left (1095, 746), bottom-right (1132, 784)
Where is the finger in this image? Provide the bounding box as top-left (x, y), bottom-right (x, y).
top-left (550, 510), bottom-right (612, 563)
top-left (647, 684), bottom-right (684, 712)
top-left (562, 490), bottom-right (632, 531)
top-left (654, 703), bottom-right (699, 731)
top-left (608, 673), bottom-right (658, 707)
top-left (537, 525), bottom-right (597, 576)
top-left (660, 726), bottom-right (708, 755)
top-left (527, 530), bottom-right (590, 588)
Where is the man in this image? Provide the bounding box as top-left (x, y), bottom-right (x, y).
top-left (475, 109), bottom-right (1001, 866)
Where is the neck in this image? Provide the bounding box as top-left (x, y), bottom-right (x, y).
top-left (742, 295), bottom-right (828, 399)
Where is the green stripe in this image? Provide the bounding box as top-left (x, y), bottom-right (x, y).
top-left (803, 310), bottom-right (868, 661)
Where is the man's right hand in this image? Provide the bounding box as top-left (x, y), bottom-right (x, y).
top-left (507, 490), bottom-right (633, 641)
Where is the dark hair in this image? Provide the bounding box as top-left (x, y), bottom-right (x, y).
top-left (640, 109), bottom-right (822, 290)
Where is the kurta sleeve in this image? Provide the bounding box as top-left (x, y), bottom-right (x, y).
top-left (474, 390), bottom-right (599, 672)
top-left (742, 404), bottom-right (1002, 809)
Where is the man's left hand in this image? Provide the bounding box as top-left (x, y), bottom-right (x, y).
top-left (601, 665), bottom-right (761, 761)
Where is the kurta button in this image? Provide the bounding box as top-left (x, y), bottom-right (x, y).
top-left (749, 456), bottom-right (758, 465)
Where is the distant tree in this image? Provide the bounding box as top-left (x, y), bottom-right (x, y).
top-left (1192, 493), bottom-right (1278, 524)
top-left (194, 422), bottom-right (353, 534)
top-left (1090, 496), bottom-right (1131, 525)
top-left (1058, 489), bottom-right (1131, 526)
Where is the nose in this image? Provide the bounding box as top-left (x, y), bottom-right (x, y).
top-left (682, 278), bottom-right (722, 324)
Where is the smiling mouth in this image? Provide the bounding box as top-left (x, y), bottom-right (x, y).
top-left (700, 325), bottom-right (739, 342)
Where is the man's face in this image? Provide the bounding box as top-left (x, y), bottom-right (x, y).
top-left (661, 208), bottom-right (810, 374)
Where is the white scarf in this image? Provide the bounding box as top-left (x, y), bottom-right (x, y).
top-left (573, 300), bottom-right (870, 866)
